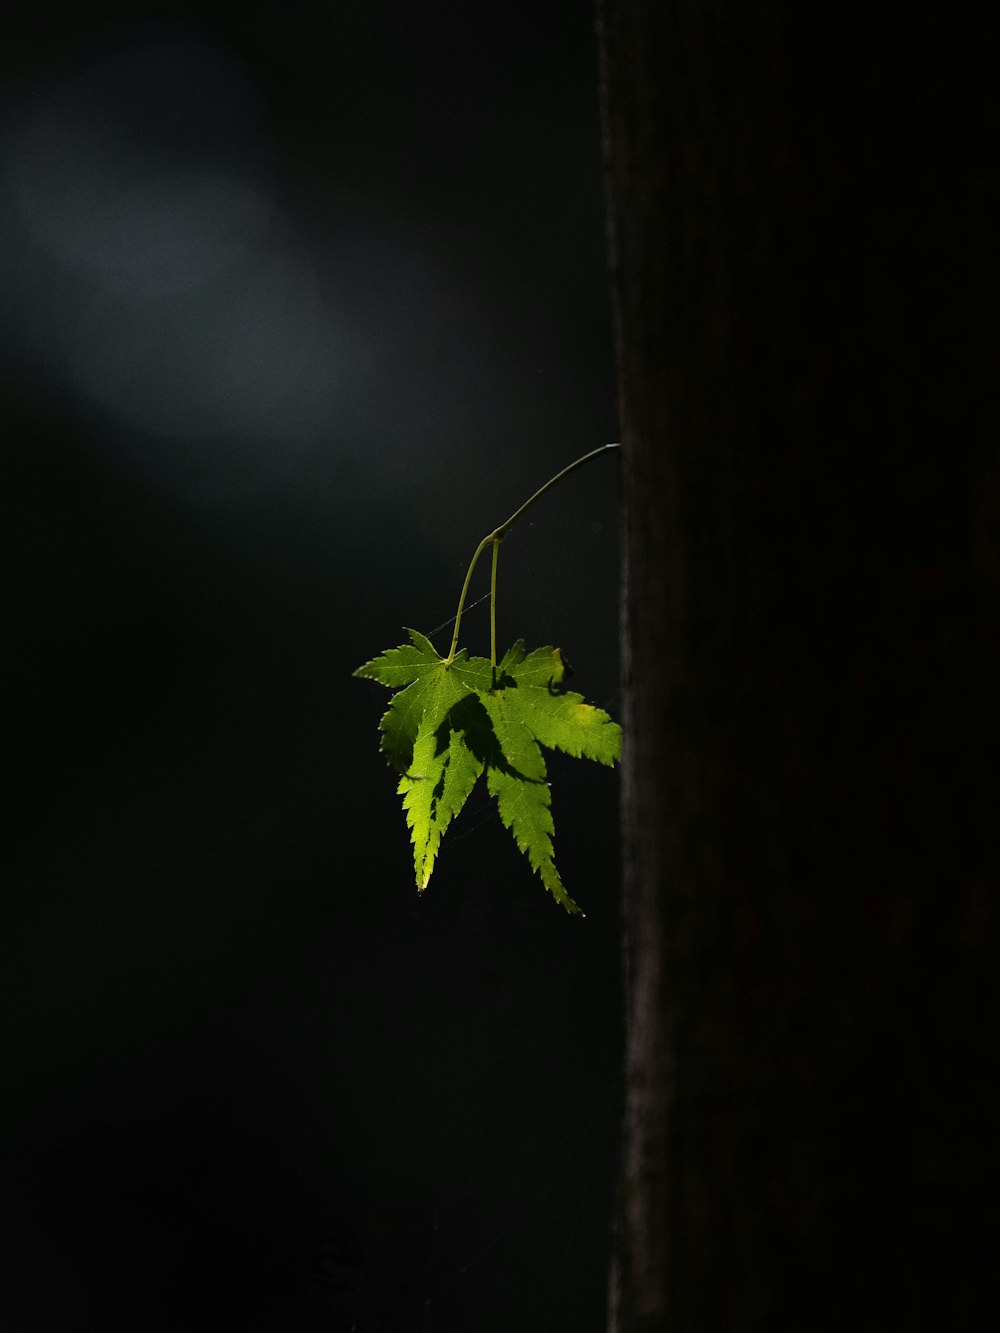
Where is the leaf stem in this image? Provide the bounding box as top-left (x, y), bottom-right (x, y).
top-left (445, 533), bottom-right (493, 664)
top-left (490, 535), bottom-right (501, 668)
top-left (443, 442), bottom-right (619, 665)
top-left (493, 442), bottom-right (620, 540)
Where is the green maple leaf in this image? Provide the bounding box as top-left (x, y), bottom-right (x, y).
top-left (397, 699), bottom-right (485, 890)
top-left (354, 633), bottom-right (621, 912)
top-left (354, 628), bottom-right (494, 772)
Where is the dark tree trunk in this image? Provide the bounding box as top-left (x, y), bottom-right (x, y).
top-left (598, 6), bottom-right (1000, 1330)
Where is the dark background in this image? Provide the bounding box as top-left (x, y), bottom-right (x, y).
top-left (2, 6), bottom-right (622, 1329)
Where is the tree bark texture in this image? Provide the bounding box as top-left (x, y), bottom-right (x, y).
top-left (599, 6), bottom-right (1000, 1330)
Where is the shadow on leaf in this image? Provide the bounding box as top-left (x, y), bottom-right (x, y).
top-left (442, 692), bottom-right (542, 784)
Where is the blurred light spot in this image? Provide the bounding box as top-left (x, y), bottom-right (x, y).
top-left (8, 27), bottom-right (272, 296)
top-left (61, 250), bottom-right (343, 442)
top-left (5, 23), bottom-right (353, 448)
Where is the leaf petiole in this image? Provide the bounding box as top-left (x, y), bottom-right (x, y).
top-left (443, 442), bottom-right (620, 666)
top-left (490, 535), bottom-right (501, 671)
